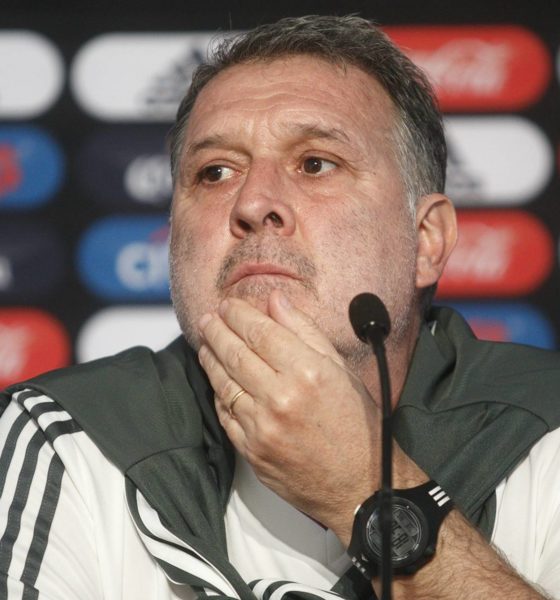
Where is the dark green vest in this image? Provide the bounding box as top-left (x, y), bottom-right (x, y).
top-left (3, 307), bottom-right (560, 598)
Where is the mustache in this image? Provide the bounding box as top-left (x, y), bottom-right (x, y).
top-left (215, 239), bottom-right (318, 292)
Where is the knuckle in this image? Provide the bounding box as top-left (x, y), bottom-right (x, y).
top-left (304, 354), bottom-right (335, 387)
top-left (225, 344), bottom-right (248, 372)
top-left (269, 391), bottom-right (294, 417)
top-left (219, 378), bottom-right (238, 401)
top-left (299, 363), bottom-right (322, 389)
top-left (243, 319), bottom-right (269, 350)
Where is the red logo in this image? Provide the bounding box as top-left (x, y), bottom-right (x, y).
top-left (0, 145), bottom-right (22, 197)
top-left (0, 309), bottom-right (70, 388)
top-left (437, 210), bottom-right (554, 297)
top-left (385, 26), bottom-right (551, 111)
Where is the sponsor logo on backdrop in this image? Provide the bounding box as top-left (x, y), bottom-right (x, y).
top-left (445, 117), bottom-right (553, 206)
top-left (76, 305), bottom-right (179, 362)
top-left (386, 25), bottom-right (550, 111)
top-left (71, 33), bottom-right (233, 121)
top-left (0, 126), bottom-right (65, 209)
top-left (0, 309), bottom-right (70, 388)
top-left (438, 210), bottom-right (553, 297)
top-left (0, 145), bottom-right (21, 196)
top-left (443, 302), bottom-right (555, 349)
top-left (0, 30), bottom-right (65, 118)
top-left (77, 216), bottom-right (170, 300)
top-left (0, 223), bottom-right (65, 299)
top-left (76, 127), bottom-right (171, 208)
top-left (124, 154), bottom-right (172, 205)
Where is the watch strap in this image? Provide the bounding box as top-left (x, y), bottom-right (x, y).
top-left (349, 480), bottom-right (453, 579)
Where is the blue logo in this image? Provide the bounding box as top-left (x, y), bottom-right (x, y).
top-left (0, 126), bottom-right (65, 210)
top-left (77, 215), bottom-right (170, 301)
top-left (0, 222), bottom-right (65, 299)
top-left (443, 302), bottom-right (556, 349)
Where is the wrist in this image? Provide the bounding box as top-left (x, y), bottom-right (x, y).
top-left (348, 480), bottom-right (454, 578)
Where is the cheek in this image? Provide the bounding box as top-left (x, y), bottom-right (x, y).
top-left (169, 209), bottom-right (228, 346)
top-left (312, 201), bottom-right (416, 294)
top-left (170, 220), bottom-right (213, 310)
top-left (171, 204), bottom-right (224, 267)
top-left (312, 203), bottom-right (384, 265)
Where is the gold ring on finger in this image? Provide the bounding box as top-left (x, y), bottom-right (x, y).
top-left (228, 388), bottom-right (247, 418)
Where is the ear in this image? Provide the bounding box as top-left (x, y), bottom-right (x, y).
top-left (415, 193), bottom-right (457, 290)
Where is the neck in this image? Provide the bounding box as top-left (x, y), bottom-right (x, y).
top-left (351, 315), bottom-right (422, 410)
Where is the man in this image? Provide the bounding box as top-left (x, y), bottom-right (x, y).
top-left (1, 14), bottom-right (559, 600)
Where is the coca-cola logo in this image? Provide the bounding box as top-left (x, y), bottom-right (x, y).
top-left (448, 222), bottom-right (515, 281)
top-left (0, 309), bottom-right (70, 388)
top-left (412, 39), bottom-right (511, 96)
top-left (437, 210), bottom-right (553, 297)
top-left (385, 26), bottom-right (551, 111)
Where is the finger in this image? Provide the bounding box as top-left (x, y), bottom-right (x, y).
top-left (268, 290), bottom-right (345, 366)
top-left (198, 343), bottom-right (255, 420)
top-left (213, 392), bottom-right (250, 456)
top-left (217, 297), bottom-right (329, 374)
top-left (198, 311), bottom-right (278, 398)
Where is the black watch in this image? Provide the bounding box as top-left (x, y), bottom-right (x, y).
top-left (348, 480), bottom-right (453, 578)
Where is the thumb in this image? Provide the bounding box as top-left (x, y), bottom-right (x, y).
top-left (268, 290), bottom-right (343, 363)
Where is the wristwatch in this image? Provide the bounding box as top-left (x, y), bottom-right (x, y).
top-left (348, 480), bottom-right (453, 578)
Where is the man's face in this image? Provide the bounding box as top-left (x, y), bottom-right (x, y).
top-left (170, 55), bottom-right (419, 360)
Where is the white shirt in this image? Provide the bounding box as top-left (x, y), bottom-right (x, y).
top-left (1, 391), bottom-right (560, 599)
top-left (493, 425), bottom-right (560, 595)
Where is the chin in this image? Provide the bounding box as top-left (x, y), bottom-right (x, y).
top-left (224, 288), bottom-right (273, 315)
top-left (225, 277), bottom-right (304, 311)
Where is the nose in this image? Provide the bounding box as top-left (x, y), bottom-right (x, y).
top-left (229, 162), bottom-right (296, 238)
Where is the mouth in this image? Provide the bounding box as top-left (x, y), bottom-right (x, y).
top-left (223, 263), bottom-right (301, 289)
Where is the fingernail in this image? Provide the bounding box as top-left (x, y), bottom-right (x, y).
top-left (198, 344), bottom-right (208, 362)
top-left (278, 291), bottom-right (292, 309)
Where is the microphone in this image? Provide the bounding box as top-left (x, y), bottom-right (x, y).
top-left (349, 292), bottom-right (391, 347)
top-left (349, 293), bottom-right (393, 600)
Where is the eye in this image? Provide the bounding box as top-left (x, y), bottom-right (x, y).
top-left (301, 156), bottom-right (337, 175)
top-left (198, 165), bottom-right (235, 183)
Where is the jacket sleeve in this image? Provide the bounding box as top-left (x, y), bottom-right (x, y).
top-left (0, 393), bottom-right (102, 599)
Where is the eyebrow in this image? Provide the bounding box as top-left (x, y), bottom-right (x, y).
top-left (184, 134), bottom-right (231, 157)
top-left (283, 123), bottom-right (352, 145)
top-left (184, 123), bottom-right (352, 158)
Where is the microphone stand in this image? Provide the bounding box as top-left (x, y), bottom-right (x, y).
top-left (369, 331), bottom-right (393, 600)
top-left (348, 293), bottom-right (393, 600)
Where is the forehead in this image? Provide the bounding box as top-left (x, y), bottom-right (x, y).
top-left (184, 55), bottom-right (397, 143)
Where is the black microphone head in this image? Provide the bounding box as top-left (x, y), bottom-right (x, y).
top-left (349, 292), bottom-right (391, 344)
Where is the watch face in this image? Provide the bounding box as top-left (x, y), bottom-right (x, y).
top-left (365, 498), bottom-right (429, 567)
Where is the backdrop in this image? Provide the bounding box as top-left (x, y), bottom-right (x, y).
top-left (1, 0), bottom-right (559, 387)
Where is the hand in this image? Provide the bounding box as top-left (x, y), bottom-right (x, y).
top-left (199, 291), bottom-right (553, 600)
top-left (197, 289), bottom-right (381, 543)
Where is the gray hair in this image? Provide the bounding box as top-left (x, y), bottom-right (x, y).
top-left (168, 14), bottom-right (447, 216)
